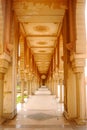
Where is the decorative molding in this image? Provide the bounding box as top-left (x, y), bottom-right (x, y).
top-left (66, 42), bottom-right (74, 51)
top-left (70, 53), bottom-right (86, 62)
top-left (0, 73), bottom-right (4, 80)
top-left (74, 118), bottom-right (86, 125)
top-left (0, 52), bottom-right (11, 73)
top-left (63, 110), bottom-right (76, 121)
top-left (61, 56), bottom-right (64, 61)
top-left (58, 70), bottom-right (64, 80)
top-left (4, 91), bottom-right (12, 94)
top-left (3, 108), bottom-right (17, 119)
top-left (70, 53), bottom-right (86, 73)
top-left (0, 52), bottom-right (11, 62)
top-left (6, 43), bottom-right (13, 52)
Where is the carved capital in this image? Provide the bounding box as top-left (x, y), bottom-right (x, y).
top-left (66, 42), bottom-right (74, 52)
top-left (27, 73), bottom-right (33, 81)
top-left (0, 73), bottom-right (4, 80)
top-left (0, 52), bottom-right (11, 73)
top-left (53, 72), bottom-right (59, 81)
top-left (0, 59), bottom-right (9, 73)
top-left (20, 71), bottom-right (25, 80)
top-left (58, 70), bottom-right (64, 79)
top-left (70, 53), bottom-right (85, 73)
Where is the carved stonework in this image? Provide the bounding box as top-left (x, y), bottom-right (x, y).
top-left (0, 74), bottom-right (4, 80)
top-left (20, 71), bottom-right (25, 80)
top-left (6, 43), bottom-right (13, 52)
top-left (66, 42), bottom-right (74, 52)
top-left (0, 53), bottom-right (11, 73)
top-left (3, 108), bottom-right (17, 119)
top-left (70, 53), bottom-right (85, 73)
top-left (58, 70), bottom-right (64, 80)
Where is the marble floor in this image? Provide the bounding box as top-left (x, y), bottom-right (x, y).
top-left (0, 86), bottom-right (87, 130)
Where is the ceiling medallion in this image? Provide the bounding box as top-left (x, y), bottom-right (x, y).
top-left (34, 25), bottom-right (49, 32)
top-left (41, 75), bottom-right (46, 79)
top-left (39, 50), bottom-right (46, 53)
top-left (37, 41), bottom-right (46, 45)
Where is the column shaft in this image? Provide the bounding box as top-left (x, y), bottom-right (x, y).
top-left (60, 84), bottom-right (63, 103)
top-left (75, 72), bottom-right (86, 124)
top-left (21, 80), bottom-right (24, 103)
top-left (0, 74), bottom-right (4, 117)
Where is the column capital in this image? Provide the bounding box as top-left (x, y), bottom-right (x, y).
top-left (70, 52), bottom-right (85, 73)
top-left (58, 70), bottom-right (64, 80)
top-left (53, 72), bottom-right (58, 81)
top-left (59, 78), bottom-right (63, 85)
top-left (0, 53), bottom-right (11, 73)
top-left (27, 73), bottom-right (33, 81)
top-left (20, 71), bottom-right (25, 80)
top-left (0, 73), bottom-right (4, 80)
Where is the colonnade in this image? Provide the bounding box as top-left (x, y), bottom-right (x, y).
top-left (0, 0), bottom-right (87, 125)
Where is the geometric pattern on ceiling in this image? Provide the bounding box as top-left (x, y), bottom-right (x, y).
top-left (13, 0), bottom-right (66, 74)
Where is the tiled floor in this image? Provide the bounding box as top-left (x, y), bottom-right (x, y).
top-left (0, 86), bottom-right (87, 130)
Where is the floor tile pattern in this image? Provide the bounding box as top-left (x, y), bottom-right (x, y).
top-left (0, 86), bottom-right (87, 130)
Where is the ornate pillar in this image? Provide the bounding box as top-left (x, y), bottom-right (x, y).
top-left (29, 80), bottom-right (32, 96)
top-left (25, 79), bottom-right (29, 97)
top-left (50, 78), bottom-right (52, 93)
top-left (58, 71), bottom-right (64, 103)
top-left (53, 72), bottom-right (59, 98)
top-left (0, 54), bottom-right (12, 120)
top-left (75, 72), bottom-right (85, 121)
top-left (51, 77), bottom-right (54, 95)
top-left (59, 79), bottom-right (63, 103)
top-left (28, 73), bottom-right (33, 96)
top-left (31, 74), bottom-right (35, 95)
top-left (70, 53), bottom-right (86, 124)
top-left (0, 73), bottom-right (4, 117)
top-left (55, 79), bottom-right (58, 98)
top-left (21, 80), bottom-right (25, 103)
top-left (20, 71), bottom-right (25, 103)
top-left (0, 0), bottom-right (4, 53)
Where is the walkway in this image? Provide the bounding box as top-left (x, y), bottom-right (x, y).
top-left (0, 86), bottom-right (87, 130)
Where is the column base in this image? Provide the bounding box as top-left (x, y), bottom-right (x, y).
top-left (63, 111), bottom-right (76, 120)
top-left (59, 100), bottom-right (64, 103)
top-left (0, 117), bottom-right (6, 124)
top-left (63, 111), bottom-right (70, 120)
top-left (21, 99), bottom-right (25, 103)
top-left (32, 92), bottom-right (35, 95)
top-left (3, 108), bottom-right (17, 119)
top-left (74, 118), bottom-right (86, 125)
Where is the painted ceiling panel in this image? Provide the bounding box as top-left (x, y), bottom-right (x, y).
top-left (23, 23), bottom-right (59, 36)
top-left (27, 37), bottom-right (56, 48)
top-left (13, 0), bottom-right (66, 74)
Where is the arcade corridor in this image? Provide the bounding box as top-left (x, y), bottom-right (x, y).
top-left (0, 86), bottom-right (87, 130)
top-left (0, 0), bottom-right (87, 128)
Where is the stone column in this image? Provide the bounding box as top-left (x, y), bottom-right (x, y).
top-left (52, 78), bottom-right (55, 95)
top-left (29, 80), bottom-right (32, 96)
top-left (27, 80), bottom-right (30, 97)
top-left (31, 75), bottom-right (35, 95)
top-left (0, 53), bottom-right (17, 120)
top-left (21, 79), bottom-right (25, 103)
top-left (59, 79), bottom-right (63, 103)
top-left (29, 74), bottom-right (34, 95)
top-left (0, 73), bottom-right (4, 117)
top-left (55, 80), bottom-right (58, 98)
top-left (51, 78), bottom-right (54, 95)
top-left (50, 77), bottom-right (52, 93)
top-left (0, 0), bottom-right (4, 53)
top-left (75, 72), bottom-right (86, 124)
top-left (27, 73), bottom-right (32, 96)
top-left (53, 72), bottom-right (59, 98)
top-left (70, 53), bottom-right (86, 124)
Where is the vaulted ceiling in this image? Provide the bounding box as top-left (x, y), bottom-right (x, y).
top-left (13, 0), bottom-right (67, 74)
